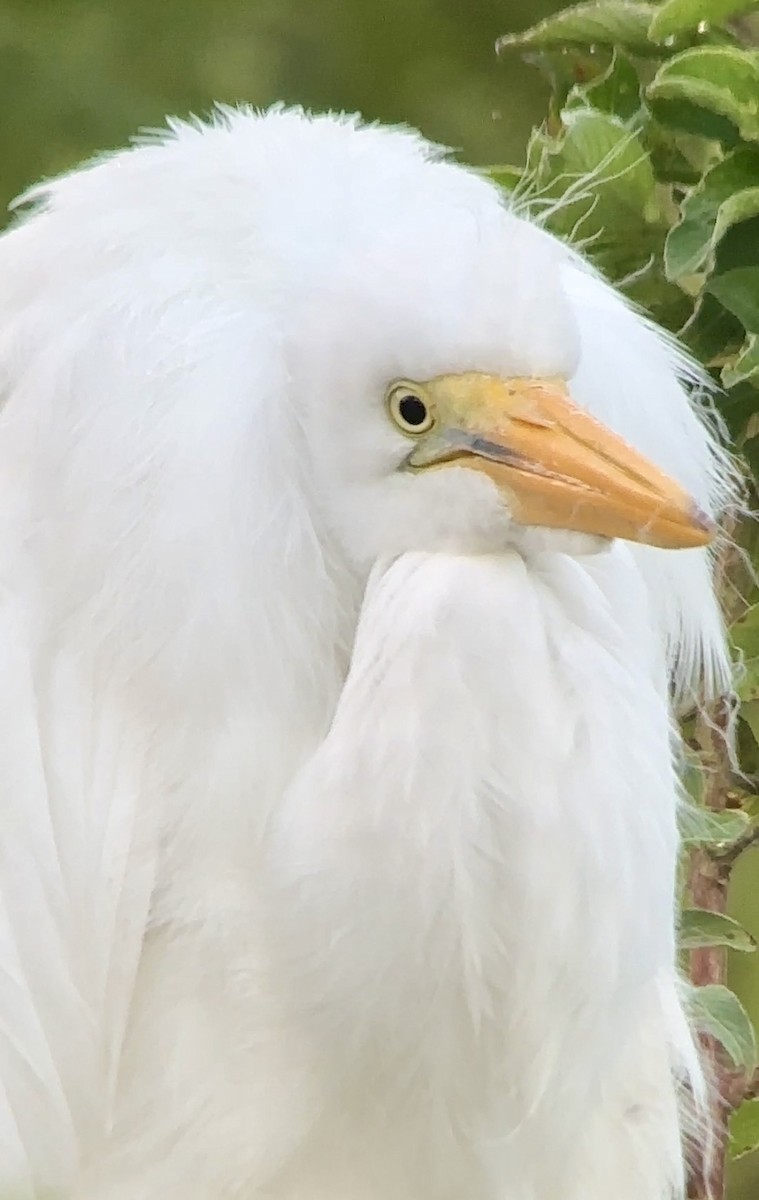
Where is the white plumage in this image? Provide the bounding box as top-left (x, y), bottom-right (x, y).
top-left (0, 106), bottom-right (733, 1199)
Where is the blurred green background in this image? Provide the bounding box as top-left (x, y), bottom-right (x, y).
top-left (0, 0), bottom-right (758, 1195)
top-left (0, 0), bottom-right (560, 222)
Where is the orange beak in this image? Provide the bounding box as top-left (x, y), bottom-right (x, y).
top-left (406, 374), bottom-right (715, 550)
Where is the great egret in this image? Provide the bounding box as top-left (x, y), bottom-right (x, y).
top-left (0, 107), bottom-right (733, 1200)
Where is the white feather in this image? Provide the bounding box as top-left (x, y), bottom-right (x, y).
top-left (0, 106), bottom-right (735, 1198)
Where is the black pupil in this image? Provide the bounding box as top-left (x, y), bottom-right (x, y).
top-left (398, 395), bottom-right (428, 428)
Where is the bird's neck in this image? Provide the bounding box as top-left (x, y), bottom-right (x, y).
top-left (259, 548), bottom-right (680, 1169)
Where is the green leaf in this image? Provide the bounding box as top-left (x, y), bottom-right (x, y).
top-left (679, 803), bottom-right (752, 846)
top-left (680, 288), bottom-right (745, 362)
top-left (496, 2), bottom-right (660, 55)
top-left (650, 0), bottom-right (759, 42)
top-left (689, 984), bottom-right (758, 1072)
top-left (724, 332), bottom-right (759, 387)
top-left (520, 107), bottom-right (665, 282)
top-left (664, 147), bottom-right (759, 279)
top-left (623, 262), bottom-right (694, 329)
top-left (485, 165), bottom-right (523, 192)
top-left (715, 212), bottom-right (759, 274)
top-left (680, 908), bottom-right (756, 951)
top-left (647, 129), bottom-right (708, 184)
top-left (647, 47), bottom-right (759, 143)
top-left (742, 434), bottom-right (759, 485)
top-left (730, 784), bottom-right (759, 826)
top-left (713, 188), bottom-right (759, 251)
top-left (559, 107), bottom-right (657, 210)
top-left (731, 604), bottom-right (759, 701)
top-left (730, 1098), bottom-right (759, 1160)
top-left (719, 380), bottom-right (759, 440)
top-left (650, 95), bottom-right (743, 142)
top-left (521, 49), bottom-right (606, 110)
top-left (741, 699), bottom-right (759, 749)
top-left (707, 267), bottom-right (759, 332)
top-left (681, 749), bottom-right (706, 806)
top-left (566, 51), bottom-right (643, 122)
top-left (730, 603), bottom-right (759, 659)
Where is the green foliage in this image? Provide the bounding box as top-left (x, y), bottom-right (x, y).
top-left (664, 149), bottom-right (759, 281)
top-left (649, 47), bottom-right (759, 142)
top-left (650, 0), bottom-right (759, 39)
top-left (691, 984), bottom-right (758, 1072)
top-left (731, 1097), bottom-right (759, 1159)
top-left (680, 803), bottom-right (753, 845)
top-left (498, 0), bottom-right (759, 1190)
top-left (496, 2), bottom-right (663, 55)
top-left (680, 908), bottom-right (757, 951)
top-left (496, 3), bottom-right (759, 383)
top-left (0, 0), bottom-right (563, 224)
top-left (732, 602), bottom-right (759, 699)
top-left (495, 0), bottom-right (759, 631)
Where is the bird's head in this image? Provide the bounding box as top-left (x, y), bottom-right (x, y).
top-left (16, 107), bottom-right (717, 580)
top-left (241, 111), bottom-right (715, 567)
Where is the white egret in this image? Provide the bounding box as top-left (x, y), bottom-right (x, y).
top-left (0, 107), bottom-right (734, 1200)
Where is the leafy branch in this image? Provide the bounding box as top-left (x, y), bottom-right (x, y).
top-left (495, 1), bottom-right (759, 1195)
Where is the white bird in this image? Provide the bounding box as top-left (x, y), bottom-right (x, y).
top-left (0, 106), bottom-right (734, 1200)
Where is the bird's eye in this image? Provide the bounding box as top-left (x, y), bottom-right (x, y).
top-left (387, 384), bottom-right (434, 436)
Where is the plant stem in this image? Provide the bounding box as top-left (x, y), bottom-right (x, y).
top-left (688, 526), bottom-right (743, 1200)
top-left (688, 696), bottom-right (734, 1200)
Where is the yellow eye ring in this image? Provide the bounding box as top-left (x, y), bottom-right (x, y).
top-left (387, 383), bottom-right (435, 436)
